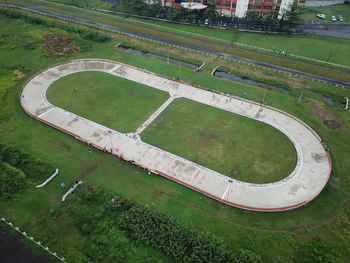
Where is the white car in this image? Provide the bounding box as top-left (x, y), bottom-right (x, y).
top-left (339, 16), bottom-right (344, 22)
top-left (331, 16), bottom-right (337, 22)
top-left (316, 14), bottom-right (325, 19)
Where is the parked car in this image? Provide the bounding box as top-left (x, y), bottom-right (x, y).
top-left (204, 19), bottom-right (209, 25)
top-left (339, 15), bottom-right (344, 22)
top-left (316, 14), bottom-right (325, 19)
top-left (331, 15), bottom-right (337, 22)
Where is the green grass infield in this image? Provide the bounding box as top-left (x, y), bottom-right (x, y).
top-left (47, 71), bottom-right (169, 133)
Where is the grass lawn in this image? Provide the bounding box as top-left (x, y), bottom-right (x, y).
top-left (142, 98), bottom-right (297, 183)
top-left (300, 4), bottom-right (350, 22)
top-left (0, 13), bottom-right (350, 263)
top-left (47, 71), bottom-right (169, 133)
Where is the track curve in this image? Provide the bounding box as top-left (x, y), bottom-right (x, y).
top-left (20, 59), bottom-right (331, 212)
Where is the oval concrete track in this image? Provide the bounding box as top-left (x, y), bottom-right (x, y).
top-left (20, 59), bottom-right (332, 212)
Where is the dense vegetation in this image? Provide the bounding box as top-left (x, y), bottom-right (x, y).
top-left (0, 144), bottom-right (55, 200)
top-left (0, 8), bottom-right (111, 43)
top-left (66, 187), bottom-right (261, 263)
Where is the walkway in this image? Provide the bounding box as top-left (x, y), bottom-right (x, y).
top-left (20, 59), bottom-right (332, 212)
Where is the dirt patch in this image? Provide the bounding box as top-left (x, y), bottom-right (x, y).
top-left (79, 164), bottom-right (98, 179)
top-left (43, 34), bottom-right (80, 55)
top-left (311, 153), bottom-right (327, 163)
top-left (86, 184), bottom-right (97, 192)
top-left (309, 100), bottom-right (341, 130)
top-left (198, 129), bottom-right (219, 143)
top-left (231, 169), bottom-right (239, 176)
top-left (60, 142), bottom-right (72, 152)
top-left (12, 70), bottom-right (26, 80)
top-left (149, 189), bottom-right (164, 202)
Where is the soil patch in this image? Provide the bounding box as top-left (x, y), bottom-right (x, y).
top-left (309, 100), bottom-right (341, 130)
top-left (13, 70), bottom-right (26, 80)
top-left (79, 164), bottom-right (98, 179)
top-left (43, 34), bottom-right (79, 55)
top-left (149, 188), bottom-right (163, 202)
top-left (60, 142), bottom-right (72, 152)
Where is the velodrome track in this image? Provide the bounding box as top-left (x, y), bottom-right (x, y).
top-left (20, 59), bottom-right (332, 212)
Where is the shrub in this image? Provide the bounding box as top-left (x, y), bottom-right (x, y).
top-left (118, 205), bottom-right (260, 263)
top-left (0, 144), bottom-right (55, 182)
top-left (0, 161), bottom-right (26, 200)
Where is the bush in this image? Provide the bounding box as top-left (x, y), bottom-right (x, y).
top-left (0, 144), bottom-right (55, 182)
top-left (118, 205), bottom-right (260, 263)
top-left (0, 161), bottom-right (26, 200)
top-left (65, 187), bottom-right (261, 263)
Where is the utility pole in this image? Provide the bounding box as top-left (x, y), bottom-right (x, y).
top-left (167, 49), bottom-right (169, 64)
top-left (298, 88), bottom-right (304, 104)
top-left (326, 50), bottom-right (333, 63)
top-left (75, 26), bottom-right (79, 38)
top-left (261, 91), bottom-right (266, 104)
top-left (178, 64), bottom-right (180, 80)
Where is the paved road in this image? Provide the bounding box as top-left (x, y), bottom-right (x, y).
top-left (20, 59), bottom-right (331, 211)
top-left (1, 3), bottom-right (350, 88)
top-left (302, 22), bottom-right (350, 39)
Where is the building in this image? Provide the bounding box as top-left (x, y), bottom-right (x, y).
top-left (160, 0), bottom-right (295, 18)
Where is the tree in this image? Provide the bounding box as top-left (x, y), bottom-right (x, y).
top-left (245, 11), bottom-right (260, 23)
top-left (281, 0), bottom-right (302, 29)
top-left (264, 9), bottom-right (279, 31)
top-left (167, 7), bottom-right (182, 21)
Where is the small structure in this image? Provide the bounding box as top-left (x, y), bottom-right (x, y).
top-left (36, 169), bottom-right (59, 188)
top-left (61, 181), bottom-right (82, 202)
top-left (345, 97), bottom-right (349, 110)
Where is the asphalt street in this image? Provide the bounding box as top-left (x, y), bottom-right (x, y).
top-left (301, 22), bottom-right (350, 39)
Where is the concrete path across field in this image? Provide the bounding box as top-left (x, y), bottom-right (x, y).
top-left (20, 59), bottom-right (331, 212)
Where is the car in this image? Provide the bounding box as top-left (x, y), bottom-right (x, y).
top-left (339, 15), bottom-right (344, 22)
top-left (316, 14), bottom-right (325, 19)
top-left (204, 19), bottom-right (209, 25)
top-left (331, 15), bottom-right (337, 22)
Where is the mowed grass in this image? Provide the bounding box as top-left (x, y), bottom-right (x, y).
top-left (47, 71), bottom-right (169, 133)
top-left (142, 98), bottom-right (297, 183)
